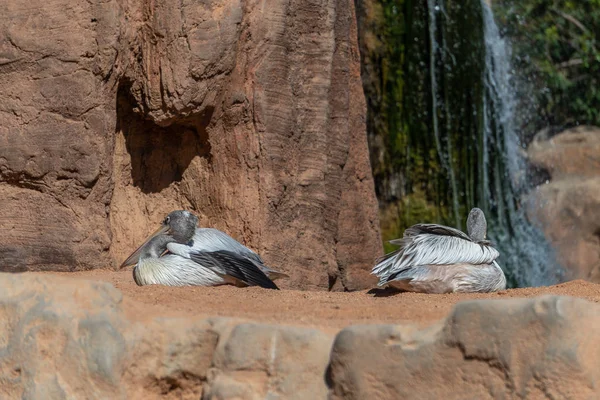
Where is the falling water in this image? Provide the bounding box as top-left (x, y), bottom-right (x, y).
top-left (480, 1), bottom-right (563, 286)
top-left (427, 0), bottom-right (461, 228)
top-left (374, 0), bottom-right (563, 286)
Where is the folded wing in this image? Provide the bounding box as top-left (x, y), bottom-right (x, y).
top-left (167, 229), bottom-right (287, 280)
top-left (402, 223), bottom-right (472, 240)
top-left (189, 250), bottom-right (279, 290)
top-left (373, 224), bottom-right (499, 285)
top-left (134, 254), bottom-right (228, 287)
top-left (189, 228), bottom-right (265, 264)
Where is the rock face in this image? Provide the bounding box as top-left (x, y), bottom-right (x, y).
top-left (3, 273), bottom-right (600, 399)
top-left (0, 273), bottom-right (333, 399)
top-left (204, 322), bottom-right (332, 400)
top-left (329, 295), bottom-right (600, 399)
top-left (525, 126), bottom-right (600, 281)
top-left (0, 0), bottom-right (382, 290)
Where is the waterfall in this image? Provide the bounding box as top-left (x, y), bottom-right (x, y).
top-left (367, 0), bottom-right (564, 287)
top-left (480, 1), bottom-right (563, 286)
top-left (427, 0), bottom-right (461, 228)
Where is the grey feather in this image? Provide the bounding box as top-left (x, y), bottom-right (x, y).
top-left (372, 208), bottom-right (506, 293)
top-left (403, 223), bottom-right (472, 240)
top-left (124, 211), bottom-right (289, 287)
top-left (134, 254), bottom-right (229, 287)
top-left (373, 233), bottom-right (500, 283)
top-left (192, 229), bottom-right (265, 263)
top-left (167, 228), bottom-right (289, 281)
top-left (385, 262), bottom-right (506, 293)
top-left (189, 250), bottom-right (279, 290)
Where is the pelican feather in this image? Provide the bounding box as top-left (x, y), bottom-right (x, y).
top-left (372, 208), bottom-right (507, 293)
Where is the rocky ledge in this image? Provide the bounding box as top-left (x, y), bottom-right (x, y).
top-left (0, 273), bottom-right (597, 399)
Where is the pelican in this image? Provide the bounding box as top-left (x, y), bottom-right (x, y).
top-left (120, 210), bottom-right (288, 289)
top-left (372, 207), bottom-right (506, 293)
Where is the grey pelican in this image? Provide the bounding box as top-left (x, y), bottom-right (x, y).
top-left (372, 208), bottom-right (506, 293)
top-left (120, 210), bottom-right (288, 289)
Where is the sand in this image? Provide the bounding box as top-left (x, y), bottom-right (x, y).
top-left (33, 270), bottom-right (600, 334)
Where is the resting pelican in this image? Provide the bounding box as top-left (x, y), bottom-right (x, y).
top-left (120, 210), bottom-right (288, 289)
top-left (372, 208), bottom-right (506, 293)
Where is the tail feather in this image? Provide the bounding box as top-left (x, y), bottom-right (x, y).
top-left (372, 236), bottom-right (414, 277)
top-left (254, 261), bottom-right (289, 281)
top-left (372, 251), bottom-right (401, 280)
top-left (264, 270), bottom-right (290, 281)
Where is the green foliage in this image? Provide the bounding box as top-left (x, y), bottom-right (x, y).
top-left (495, 0), bottom-right (600, 128)
top-left (362, 0), bottom-right (490, 248)
top-left (379, 0), bottom-right (409, 180)
top-left (379, 190), bottom-right (444, 253)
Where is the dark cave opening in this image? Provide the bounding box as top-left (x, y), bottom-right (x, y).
top-left (115, 83), bottom-right (213, 194)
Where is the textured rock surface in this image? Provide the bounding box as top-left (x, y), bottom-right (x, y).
top-left (0, 273), bottom-right (333, 399)
top-left (204, 322), bottom-right (332, 400)
top-left (527, 126), bottom-right (600, 180)
top-left (0, 0), bottom-right (117, 271)
top-left (329, 295), bottom-right (600, 400)
top-left (0, 273), bottom-right (126, 399)
top-left (526, 126), bottom-right (600, 281)
top-left (5, 273), bottom-right (600, 399)
top-left (0, 0), bottom-right (381, 290)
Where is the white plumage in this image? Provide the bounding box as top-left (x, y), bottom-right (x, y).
top-left (372, 208), bottom-right (507, 293)
top-left (121, 211), bottom-right (288, 289)
top-left (167, 228), bottom-right (288, 281)
top-left (134, 254), bottom-right (229, 287)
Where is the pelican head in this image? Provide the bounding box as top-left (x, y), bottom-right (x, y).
top-left (163, 210), bottom-right (198, 243)
top-left (139, 234), bottom-right (176, 260)
top-left (119, 210), bottom-right (199, 269)
top-left (466, 207), bottom-right (487, 242)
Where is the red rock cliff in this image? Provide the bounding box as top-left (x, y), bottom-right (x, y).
top-left (0, 0), bottom-right (382, 290)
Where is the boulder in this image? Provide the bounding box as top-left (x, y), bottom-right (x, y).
top-left (328, 295), bottom-right (600, 399)
top-left (0, 273), bottom-right (333, 399)
top-left (0, 0), bottom-right (381, 291)
top-left (525, 126), bottom-right (600, 281)
top-left (204, 322), bottom-right (332, 400)
top-left (3, 273), bottom-right (600, 399)
top-left (527, 126), bottom-right (600, 180)
top-left (0, 273), bottom-right (126, 399)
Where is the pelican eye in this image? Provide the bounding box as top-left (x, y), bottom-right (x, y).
top-left (164, 216), bottom-right (171, 225)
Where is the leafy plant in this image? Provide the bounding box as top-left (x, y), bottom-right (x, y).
top-left (495, 0), bottom-right (600, 130)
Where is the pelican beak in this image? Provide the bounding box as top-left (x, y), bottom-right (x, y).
top-left (119, 224), bottom-right (170, 269)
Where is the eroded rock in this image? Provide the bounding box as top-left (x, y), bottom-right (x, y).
top-left (527, 126), bottom-right (600, 180)
top-left (205, 322), bottom-right (332, 400)
top-left (525, 126), bottom-right (600, 281)
top-left (0, 0), bottom-right (381, 291)
top-left (328, 295), bottom-right (600, 400)
top-left (2, 274), bottom-right (600, 399)
top-left (0, 273), bottom-right (126, 399)
top-left (0, 273), bottom-right (333, 399)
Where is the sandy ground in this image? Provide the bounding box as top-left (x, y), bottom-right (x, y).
top-left (32, 269), bottom-right (600, 334)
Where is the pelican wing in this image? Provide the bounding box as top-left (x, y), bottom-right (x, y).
top-left (373, 232), bottom-right (499, 285)
top-left (384, 261), bottom-right (506, 293)
top-left (186, 228), bottom-right (265, 264)
top-left (402, 223), bottom-right (472, 240)
top-left (167, 229), bottom-right (288, 278)
top-left (189, 250), bottom-right (279, 290)
top-left (134, 254), bottom-right (229, 287)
